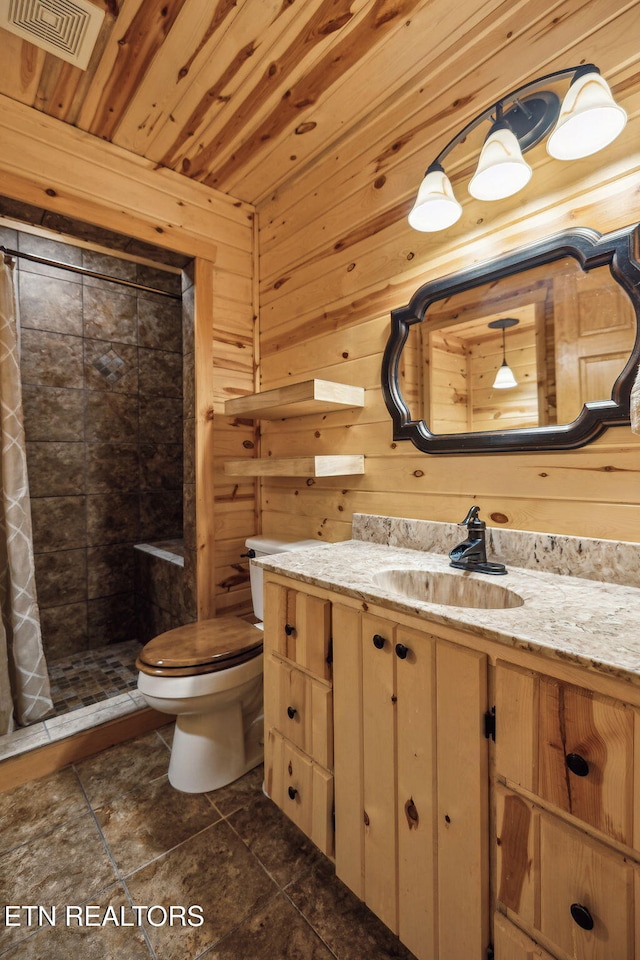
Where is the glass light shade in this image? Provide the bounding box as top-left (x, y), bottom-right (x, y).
top-left (408, 167), bottom-right (462, 232)
top-left (546, 71), bottom-right (627, 160)
top-left (493, 360), bottom-right (518, 389)
top-left (468, 126), bottom-right (532, 201)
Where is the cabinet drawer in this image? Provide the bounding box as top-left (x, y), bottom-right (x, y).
top-left (266, 729), bottom-right (334, 857)
top-left (539, 815), bottom-right (634, 960)
top-left (496, 786), bottom-right (636, 960)
top-left (264, 582), bottom-right (331, 680)
top-left (265, 655), bottom-right (333, 769)
top-left (495, 662), bottom-right (634, 846)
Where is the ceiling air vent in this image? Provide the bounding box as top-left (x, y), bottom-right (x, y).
top-left (0, 0), bottom-right (105, 70)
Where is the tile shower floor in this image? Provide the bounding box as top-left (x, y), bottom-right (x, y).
top-left (48, 640), bottom-right (141, 716)
top-left (0, 729), bottom-right (415, 960)
top-left (48, 640), bottom-right (142, 716)
top-left (0, 642), bottom-right (146, 762)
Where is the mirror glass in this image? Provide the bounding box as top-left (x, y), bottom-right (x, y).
top-left (383, 225), bottom-right (640, 454)
top-left (400, 255), bottom-right (636, 434)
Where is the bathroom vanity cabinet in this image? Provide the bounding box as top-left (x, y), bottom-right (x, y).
top-left (262, 570), bottom-right (640, 960)
top-left (263, 572), bottom-right (489, 958)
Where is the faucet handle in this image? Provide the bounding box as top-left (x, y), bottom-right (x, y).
top-left (458, 505), bottom-right (483, 528)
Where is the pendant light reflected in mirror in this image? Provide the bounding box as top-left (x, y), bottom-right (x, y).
top-left (489, 317), bottom-right (519, 389)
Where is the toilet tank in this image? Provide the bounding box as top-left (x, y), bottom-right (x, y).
top-left (245, 535), bottom-right (320, 623)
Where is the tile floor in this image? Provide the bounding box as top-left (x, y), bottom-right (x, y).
top-left (0, 726), bottom-right (416, 960)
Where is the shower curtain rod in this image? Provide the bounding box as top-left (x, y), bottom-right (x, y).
top-left (0, 245), bottom-right (182, 300)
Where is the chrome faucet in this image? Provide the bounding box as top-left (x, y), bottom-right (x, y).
top-left (449, 506), bottom-right (507, 575)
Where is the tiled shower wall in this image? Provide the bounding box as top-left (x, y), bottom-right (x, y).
top-left (134, 541), bottom-right (190, 643)
top-left (1, 225), bottom-right (191, 662)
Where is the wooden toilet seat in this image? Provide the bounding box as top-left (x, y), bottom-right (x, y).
top-left (136, 616), bottom-right (263, 677)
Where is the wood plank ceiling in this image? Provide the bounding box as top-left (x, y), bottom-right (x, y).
top-left (1, 0), bottom-right (638, 209)
top-left (0, 0), bottom-right (555, 205)
top-left (0, 0), bottom-right (421, 204)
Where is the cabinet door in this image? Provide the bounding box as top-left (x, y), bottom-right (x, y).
top-left (495, 662), bottom-right (634, 846)
top-left (361, 613), bottom-right (398, 933)
top-left (361, 615), bottom-right (440, 952)
top-left (395, 624), bottom-right (437, 959)
top-left (436, 641), bottom-right (489, 960)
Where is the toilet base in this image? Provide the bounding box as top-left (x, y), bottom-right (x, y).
top-left (167, 701), bottom-right (263, 793)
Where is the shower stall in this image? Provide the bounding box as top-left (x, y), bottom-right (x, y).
top-left (0, 219), bottom-right (196, 747)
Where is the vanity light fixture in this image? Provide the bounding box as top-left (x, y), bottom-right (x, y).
top-left (408, 64), bottom-right (626, 232)
top-left (489, 318), bottom-right (519, 390)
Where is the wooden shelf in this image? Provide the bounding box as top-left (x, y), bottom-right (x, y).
top-left (224, 379), bottom-right (365, 419)
top-left (224, 455), bottom-right (365, 478)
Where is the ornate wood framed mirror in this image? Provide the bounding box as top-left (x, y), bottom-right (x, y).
top-left (382, 225), bottom-right (640, 453)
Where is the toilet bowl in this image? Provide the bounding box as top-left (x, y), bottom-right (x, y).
top-left (136, 536), bottom-right (318, 793)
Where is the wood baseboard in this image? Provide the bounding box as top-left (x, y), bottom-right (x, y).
top-left (0, 708), bottom-right (170, 793)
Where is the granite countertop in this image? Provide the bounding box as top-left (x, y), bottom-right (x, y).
top-left (256, 538), bottom-right (640, 687)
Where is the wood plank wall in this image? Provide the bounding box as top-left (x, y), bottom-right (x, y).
top-left (0, 95), bottom-right (258, 617)
top-left (256, 6), bottom-right (640, 545)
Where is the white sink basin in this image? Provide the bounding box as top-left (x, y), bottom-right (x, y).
top-left (372, 568), bottom-right (524, 609)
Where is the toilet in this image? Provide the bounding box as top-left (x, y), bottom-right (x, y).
top-left (136, 536), bottom-right (318, 793)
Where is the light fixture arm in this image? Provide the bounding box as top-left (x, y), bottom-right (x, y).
top-left (425, 63), bottom-right (598, 176)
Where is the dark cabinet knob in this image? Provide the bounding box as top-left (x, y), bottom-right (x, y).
top-left (372, 634), bottom-right (386, 649)
top-left (288, 786), bottom-right (298, 800)
top-left (395, 643), bottom-right (409, 660)
top-left (287, 705), bottom-right (297, 719)
top-left (566, 753), bottom-right (590, 777)
top-left (284, 623), bottom-right (295, 636)
top-left (570, 903), bottom-right (594, 931)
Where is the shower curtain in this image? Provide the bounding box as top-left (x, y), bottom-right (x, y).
top-left (0, 255), bottom-right (53, 735)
